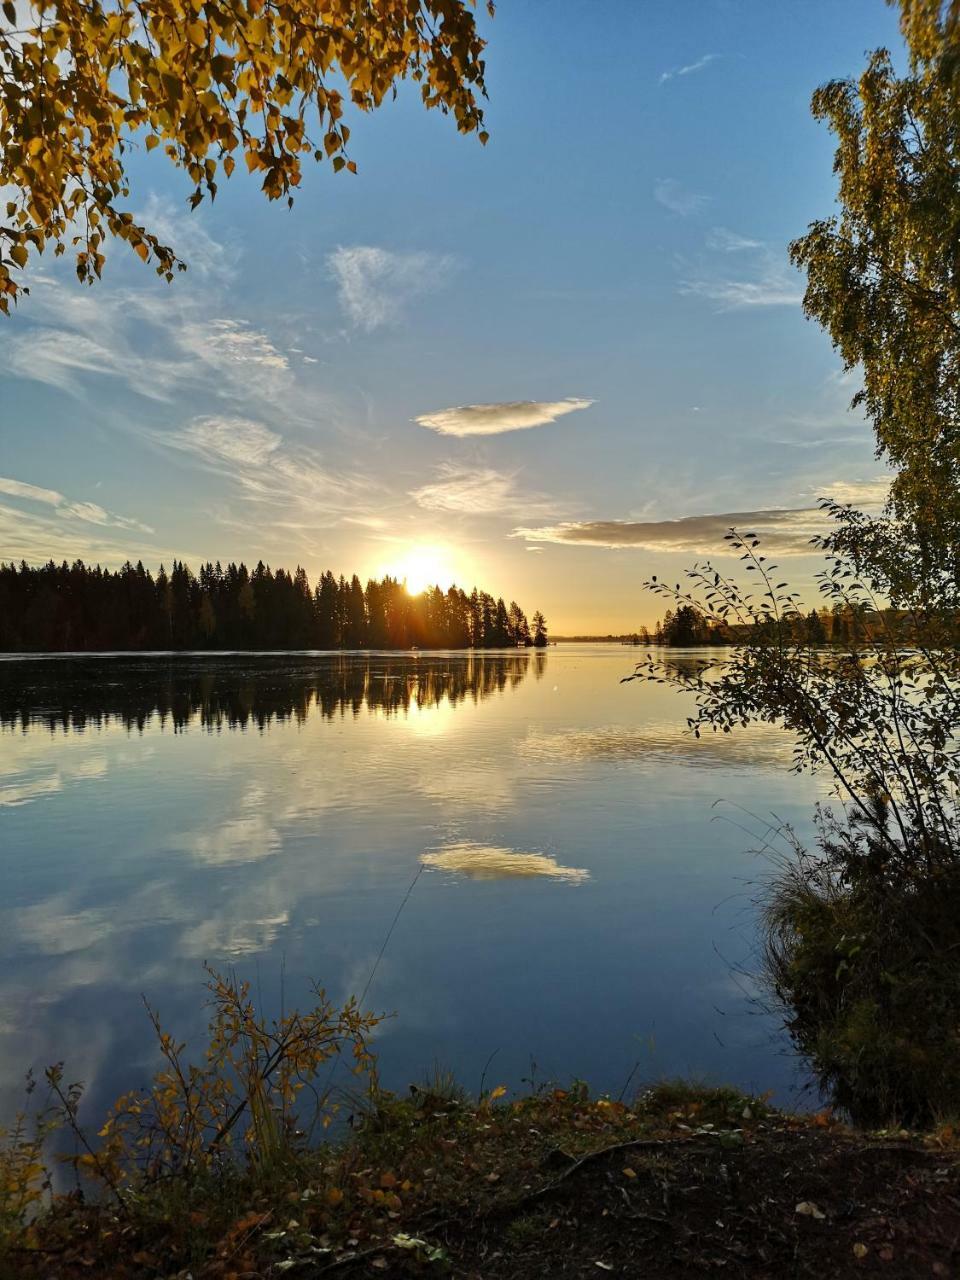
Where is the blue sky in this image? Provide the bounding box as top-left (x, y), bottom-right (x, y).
top-left (0, 0), bottom-right (902, 631)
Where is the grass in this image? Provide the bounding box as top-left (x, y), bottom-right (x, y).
top-left (5, 968), bottom-right (960, 1276)
top-left (0, 1069), bottom-right (777, 1278)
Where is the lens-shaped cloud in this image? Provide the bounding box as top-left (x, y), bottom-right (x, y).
top-left (415, 398), bottom-right (593, 438)
top-left (513, 507), bottom-right (827, 555)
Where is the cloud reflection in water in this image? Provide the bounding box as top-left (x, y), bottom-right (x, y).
top-left (421, 841), bottom-right (589, 884)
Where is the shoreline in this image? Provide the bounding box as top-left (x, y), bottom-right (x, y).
top-left (6, 1079), bottom-right (958, 1278)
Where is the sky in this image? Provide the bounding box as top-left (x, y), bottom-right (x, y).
top-left (0, 0), bottom-right (904, 633)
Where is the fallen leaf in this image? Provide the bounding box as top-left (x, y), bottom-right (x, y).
top-left (795, 1201), bottom-right (826, 1220)
top-left (595, 1264), bottom-right (614, 1272)
top-left (393, 1233), bottom-right (424, 1250)
top-left (622, 1167), bottom-right (637, 1178)
top-left (852, 1243), bottom-right (868, 1259)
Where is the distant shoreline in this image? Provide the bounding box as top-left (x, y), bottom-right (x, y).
top-left (552, 635), bottom-right (646, 644)
top-left (0, 646), bottom-right (550, 659)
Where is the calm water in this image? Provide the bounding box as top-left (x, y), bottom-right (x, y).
top-left (0, 645), bottom-right (825, 1127)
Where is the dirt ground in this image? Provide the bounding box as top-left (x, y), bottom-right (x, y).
top-left (439, 1124), bottom-right (960, 1278)
top-left (10, 1086), bottom-right (960, 1280)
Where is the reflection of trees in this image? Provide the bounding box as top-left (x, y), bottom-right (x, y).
top-left (0, 651), bottom-right (540, 733)
top-left (642, 653), bottom-right (728, 681)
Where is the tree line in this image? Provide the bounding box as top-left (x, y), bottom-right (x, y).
top-left (0, 559), bottom-right (549, 653)
top-left (641, 602), bottom-right (918, 648)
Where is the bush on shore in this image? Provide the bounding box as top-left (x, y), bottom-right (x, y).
top-left (764, 833), bottom-right (960, 1127)
top-left (632, 509), bottom-right (960, 1127)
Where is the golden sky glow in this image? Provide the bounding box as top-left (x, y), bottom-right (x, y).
top-left (382, 544), bottom-right (461, 595)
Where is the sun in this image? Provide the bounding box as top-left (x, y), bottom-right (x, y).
top-left (392, 545), bottom-right (456, 595)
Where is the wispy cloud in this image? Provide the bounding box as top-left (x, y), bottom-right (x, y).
top-left (681, 266), bottom-right (802, 308)
top-left (0, 202), bottom-right (372, 561)
top-left (706, 227), bottom-right (764, 252)
top-left (0, 474), bottom-right (152, 535)
top-left (327, 245), bottom-right (455, 331)
top-left (61, 502), bottom-right (152, 532)
top-left (0, 279), bottom-right (292, 405)
top-left (659, 53), bottom-right (719, 85)
top-left (681, 232), bottom-right (802, 308)
top-left (813, 476), bottom-right (892, 507)
top-left (0, 476), bottom-right (63, 507)
top-left (137, 193), bottom-right (237, 280)
top-left (165, 417), bottom-right (282, 469)
top-left (415, 398), bottom-right (592, 438)
top-left (513, 507), bottom-right (832, 555)
top-left (0, 192), bottom-right (296, 417)
top-left (157, 415), bottom-right (378, 521)
top-left (523, 723), bottom-right (793, 772)
top-left (0, 499), bottom-right (173, 566)
top-left (410, 463), bottom-right (554, 517)
top-left (199, 319), bottom-right (289, 371)
top-left (654, 178), bottom-right (709, 218)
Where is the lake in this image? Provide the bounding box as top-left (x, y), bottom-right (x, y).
top-left (0, 645), bottom-right (826, 1129)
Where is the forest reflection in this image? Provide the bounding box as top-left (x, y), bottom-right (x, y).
top-left (0, 650), bottom-right (546, 734)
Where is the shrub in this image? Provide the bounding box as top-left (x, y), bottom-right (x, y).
top-left (0, 966), bottom-right (380, 1258)
top-left (631, 506), bottom-right (960, 1124)
top-left (764, 830), bottom-right (960, 1126)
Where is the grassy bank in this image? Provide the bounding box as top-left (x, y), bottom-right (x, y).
top-left (4, 971), bottom-right (960, 1278)
top-left (6, 1078), bottom-right (960, 1277)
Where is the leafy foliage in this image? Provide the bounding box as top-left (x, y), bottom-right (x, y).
top-left (0, 1074), bottom-right (56, 1250)
top-left (764, 839), bottom-right (960, 1126)
top-left (629, 508), bottom-right (960, 881)
top-left (77, 967), bottom-right (380, 1190)
top-left (790, 0), bottom-right (960, 555)
top-left (0, 968), bottom-right (379, 1263)
top-left (630, 506), bottom-right (960, 1121)
top-left (0, 0), bottom-right (491, 311)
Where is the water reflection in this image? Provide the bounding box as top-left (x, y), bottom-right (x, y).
top-left (0, 646), bottom-right (822, 1132)
top-left (524, 722), bottom-right (795, 770)
top-left (0, 650), bottom-right (541, 734)
top-left (422, 841), bottom-right (590, 883)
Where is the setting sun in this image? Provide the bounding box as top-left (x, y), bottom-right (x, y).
top-left (391, 545), bottom-right (458, 595)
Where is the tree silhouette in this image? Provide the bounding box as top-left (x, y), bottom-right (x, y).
top-left (0, 559), bottom-right (547, 654)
